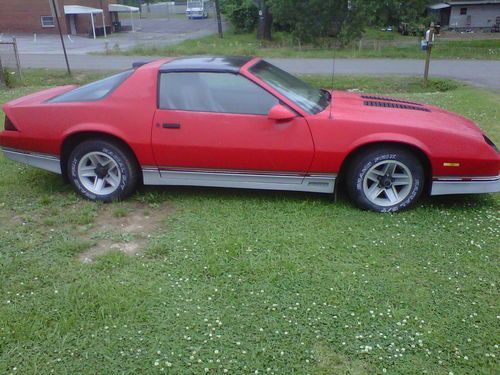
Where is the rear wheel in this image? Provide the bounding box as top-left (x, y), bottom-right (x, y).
top-left (68, 140), bottom-right (138, 202)
top-left (346, 147), bottom-right (424, 212)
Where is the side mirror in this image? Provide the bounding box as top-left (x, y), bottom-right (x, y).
top-left (268, 104), bottom-right (296, 122)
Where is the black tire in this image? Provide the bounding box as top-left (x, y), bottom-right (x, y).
top-left (346, 147), bottom-right (425, 212)
top-left (68, 140), bottom-right (138, 202)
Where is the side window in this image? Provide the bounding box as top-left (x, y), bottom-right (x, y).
top-left (159, 72), bottom-right (279, 115)
top-left (460, 7), bottom-right (467, 15)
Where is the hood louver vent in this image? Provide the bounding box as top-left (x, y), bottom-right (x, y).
top-left (364, 101), bottom-right (431, 112)
top-left (361, 95), bottom-right (422, 106)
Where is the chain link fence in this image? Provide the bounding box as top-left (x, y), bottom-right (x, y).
top-left (0, 37), bottom-right (23, 87)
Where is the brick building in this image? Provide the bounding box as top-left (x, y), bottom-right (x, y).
top-left (0, 0), bottom-right (121, 37)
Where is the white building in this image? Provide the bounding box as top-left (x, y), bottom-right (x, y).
top-left (428, 0), bottom-right (500, 30)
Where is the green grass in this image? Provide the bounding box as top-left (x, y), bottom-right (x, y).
top-left (111, 31), bottom-right (500, 60)
top-left (0, 70), bottom-right (499, 374)
top-left (2, 68), bottom-right (111, 89)
top-left (362, 28), bottom-right (409, 41)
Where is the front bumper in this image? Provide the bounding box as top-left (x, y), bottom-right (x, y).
top-left (431, 176), bottom-right (500, 195)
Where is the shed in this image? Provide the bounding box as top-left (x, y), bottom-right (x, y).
top-left (428, 1), bottom-right (500, 30)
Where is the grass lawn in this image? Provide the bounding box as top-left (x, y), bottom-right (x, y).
top-left (0, 71), bottom-right (499, 374)
top-left (111, 31), bottom-right (500, 60)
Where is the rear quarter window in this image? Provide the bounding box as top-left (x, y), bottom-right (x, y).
top-left (47, 70), bottom-right (133, 103)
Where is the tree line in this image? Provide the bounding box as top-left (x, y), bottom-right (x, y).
top-left (221, 0), bottom-right (430, 45)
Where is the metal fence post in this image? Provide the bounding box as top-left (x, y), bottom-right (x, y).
top-left (0, 55), bottom-right (6, 88)
top-left (12, 37), bottom-right (23, 80)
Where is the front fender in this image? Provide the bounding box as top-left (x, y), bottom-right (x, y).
top-left (346, 132), bottom-right (433, 158)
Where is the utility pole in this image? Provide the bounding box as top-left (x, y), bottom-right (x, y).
top-left (50, 0), bottom-right (71, 75)
top-left (254, 0), bottom-right (271, 41)
top-left (214, 0), bottom-right (223, 38)
top-left (423, 22), bottom-right (435, 87)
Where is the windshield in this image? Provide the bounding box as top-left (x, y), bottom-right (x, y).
top-left (249, 60), bottom-right (330, 115)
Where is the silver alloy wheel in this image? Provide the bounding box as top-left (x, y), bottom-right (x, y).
top-left (77, 151), bottom-right (122, 196)
top-left (362, 160), bottom-right (413, 207)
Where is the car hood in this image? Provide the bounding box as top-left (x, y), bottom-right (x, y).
top-left (325, 91), bottom-right (484, 139)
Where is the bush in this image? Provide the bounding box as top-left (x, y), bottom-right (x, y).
top-left (221, 0), bottom-right (259, 33)
top-left (3, 69), bottom-right (21, 88)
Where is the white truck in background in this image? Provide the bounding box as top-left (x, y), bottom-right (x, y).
top-left (186, 0), bottom-right (209, 19)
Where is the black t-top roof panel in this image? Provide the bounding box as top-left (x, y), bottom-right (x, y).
top-left (159, 56), bottom-right (254, 73)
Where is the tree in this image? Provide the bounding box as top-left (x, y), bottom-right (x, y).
top-left (220, 0), bottom-right (271, 39)
top-left (253, 0), bottom-right (272, 41)
top-left (221, 0), bottom-right (428, 46)
top-left (363, 0), bottom-right (429, 26)
top-left (270, 0), bottom-right (365, 46)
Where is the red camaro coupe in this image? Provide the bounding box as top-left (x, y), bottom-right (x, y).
top-left (1, 57), bottom-right (499, 212)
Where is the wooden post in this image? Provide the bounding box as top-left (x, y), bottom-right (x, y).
top-left (423, 23), bottom-right (435, 87)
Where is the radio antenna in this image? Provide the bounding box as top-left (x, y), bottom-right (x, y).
top-left (329, 42), bottom-right (336, 119)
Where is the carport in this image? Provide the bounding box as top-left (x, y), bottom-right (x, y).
top-left (64, 5), bottom-right (107, 39)
top-left (109, 4), bottom-right (141, 32)
top-left (427, 3), bottom-right (451, 27)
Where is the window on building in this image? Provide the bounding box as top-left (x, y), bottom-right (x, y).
top-left (41, 16), bottom-right (55, 28)
top-left (460, 8), bottom-right (467, 15)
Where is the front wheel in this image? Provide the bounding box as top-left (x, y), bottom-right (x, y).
top-left (68, 140), bottom-right (138, 202)
top-left (346, 148), bottom-right (425, 212)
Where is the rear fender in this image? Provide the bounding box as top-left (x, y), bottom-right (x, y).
top-left (61, 123), bottom-right (129, 146)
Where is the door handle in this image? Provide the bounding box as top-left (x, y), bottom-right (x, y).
top-left (162, 123), bottom-right (181, 129)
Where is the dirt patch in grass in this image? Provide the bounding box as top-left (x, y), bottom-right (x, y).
top-left (78, 202), bottom-right (173, 263)
top-left (314, 342), bottom-right (369, 375)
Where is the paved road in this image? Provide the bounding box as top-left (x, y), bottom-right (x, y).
top-left (8, 53), bottom-right (500, 91)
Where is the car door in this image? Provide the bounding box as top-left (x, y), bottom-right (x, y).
top-left (152, 71), bottom-right (314, 175)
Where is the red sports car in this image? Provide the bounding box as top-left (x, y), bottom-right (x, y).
top-left (1, 57), bottom-right (499, 212)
